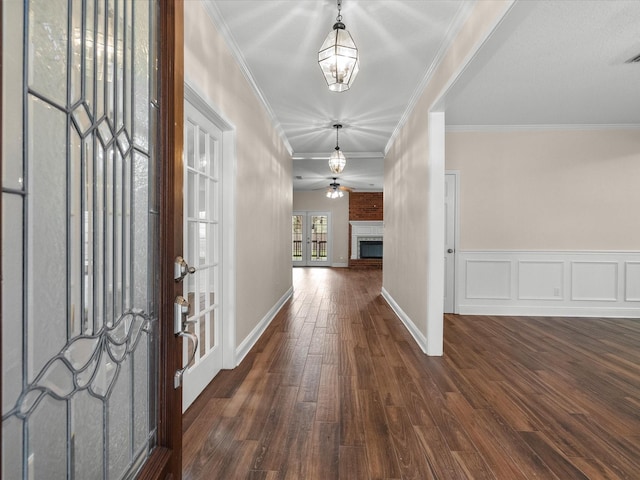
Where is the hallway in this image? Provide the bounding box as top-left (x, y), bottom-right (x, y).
top-left (182, 268), bottom-right (640, 479)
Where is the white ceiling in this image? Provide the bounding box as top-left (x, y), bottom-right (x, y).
top-left (206, 0), bottom-right (640, 192)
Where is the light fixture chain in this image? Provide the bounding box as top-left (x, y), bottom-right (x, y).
top-left (336, 0), bottom-right (342, 22)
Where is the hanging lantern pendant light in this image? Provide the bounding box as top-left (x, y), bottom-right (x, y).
top-left (318, 0), bottom-right (360, 92)
top-left (328, 124), bottom-right (346, 174)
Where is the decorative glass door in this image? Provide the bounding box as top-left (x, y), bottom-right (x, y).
top-left (2, 0), bottom-right (161, 478)
top-left (181, 100), bottom-right (223, 411)
top-left (292, 212), bottom-right (330, 266)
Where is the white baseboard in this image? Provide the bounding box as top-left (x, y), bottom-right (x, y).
top-left (381, 287), bottom-right (428, 354)
top-left (457, 305), bottom-right (640, 317)
top-left (332, 262), bottom-right (349, 268)
top-left (456, 250), bottom-right (640, 318)
top-left (234, 286), bottom-right (293, 365)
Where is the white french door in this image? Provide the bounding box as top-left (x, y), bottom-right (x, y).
top-left (292, 212), bottom-right (331, 266)
top-left (444, 172), bottom-right (458, 313)
top-left (181, 100), bottom-right (224, 411)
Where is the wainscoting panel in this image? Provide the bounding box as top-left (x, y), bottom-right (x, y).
top-left (571, 262), bottom-right (618, 301)
top-left (625, 262), bottom-right (640, 302)
top-left (465, 260), bottom-right (511, 299)
top-left (518, 261), bottom-right (564, 300)
top-left (457, 251), bottom-right (640, 317)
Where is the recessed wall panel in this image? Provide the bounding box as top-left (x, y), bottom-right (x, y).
top-left (625, 262), bottom-right (640, 302)
top-left (518, 261), bottom-right (563, 300)
top-left (571, 262), bottom-right (618, 301)
top-left (465, 260), bottom-right (511, 299)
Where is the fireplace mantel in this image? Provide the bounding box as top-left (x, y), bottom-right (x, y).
top-left (350, 221), bottom-right (384, 260)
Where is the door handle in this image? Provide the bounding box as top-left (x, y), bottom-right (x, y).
top-left (447, 249), bottom-right (454, 253)
top-left (174, 255), bottom-right (196, 283)
top-left (174, 331), bottom-right (199, 388)
top-left (174, 295), bottom-right (199, 388)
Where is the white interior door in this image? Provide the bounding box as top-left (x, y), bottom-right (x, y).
top-left (182, 101), bottom-right (224, 411)
top-left (444, 173), bottom-right (458, 313)
top-left (292, 212), bottom-right (330, 266)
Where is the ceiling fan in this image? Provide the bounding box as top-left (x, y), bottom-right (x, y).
top-left (325, 177), bottom-right (351, 198)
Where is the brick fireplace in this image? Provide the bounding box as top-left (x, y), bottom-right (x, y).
top-left (349, 192), bottom-right (383, 269)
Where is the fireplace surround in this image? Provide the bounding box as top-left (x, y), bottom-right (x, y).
top-left (350, 221), bottom-right (384, 260)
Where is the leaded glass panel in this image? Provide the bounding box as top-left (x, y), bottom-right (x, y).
top-left (2, 1), bottom-right (160, 478)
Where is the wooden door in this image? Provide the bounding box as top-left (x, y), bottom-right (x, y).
top-left (0, 1), bottom-right (184, 478)
top-left (138, 0), bottom-right (185, 478)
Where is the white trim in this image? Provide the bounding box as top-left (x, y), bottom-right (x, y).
top-left (456, 249), bottom-right (640, 255)
top-left (570, 261), bottom-right (619, 302)
top-left (184, 82), bottom-right (233, 130)
top-left (464, 259), bottom-right (512, 300)
top-left (235, 287), bottom-right (294, 365)
top-left (331, 262), bottom-right (349, 268)
top-left (381, 288), bottom-right (428, 354)
top-left (625, 262), bottom-right (640, 302)
top-left (201, 1), bottom-right (293, 156)
top-left (221, 128), bottom-right (237, 370)
top-left (292, 151), bottom-right (384, 161)
top-left (446, 124), bottom-right (640, 133)
top-left (517, 260), bottom-right (564, 301)
top-left (457, 305), bottom-right (640, 318)
top-left (184, 83), bottom-right (238, 370)
top-left (426, 112), bottom-right (446, 356)
top-left (456, 250), bottom-right (640, 318)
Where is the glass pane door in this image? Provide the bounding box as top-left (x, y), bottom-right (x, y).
top-left (292, 212), bottom-right (330, 266)
top-left (309, 215), bottom-right (329, 264)
top-left (292, 214), bottom-right (304, 265)
top-left (2, 0), bottom-right (159, 478)
top-left (181, 101), bottom-right (223, 411)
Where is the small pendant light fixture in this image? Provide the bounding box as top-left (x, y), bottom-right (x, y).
top-left (328, 124), bottom-right (346, 174)
top-left (318, 0), bottom-right (360, 92)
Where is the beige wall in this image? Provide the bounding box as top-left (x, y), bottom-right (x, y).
top-left (446, 129), bottom-right (640, 250)
top-left (184, 2), bottom-right (293, 348)
top-left (383, 1), bottom-right (513, 345)
top-left (293, 190), bottom-right (350, 265)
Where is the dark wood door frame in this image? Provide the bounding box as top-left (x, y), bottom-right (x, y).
top-left (138, 0), bottom-right (185, 478)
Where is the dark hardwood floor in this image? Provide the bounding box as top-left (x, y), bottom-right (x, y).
top-left (182, 267), bottom-right (640, 479)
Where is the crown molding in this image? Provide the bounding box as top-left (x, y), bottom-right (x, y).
top-left (446, 123), bottom-right (640, 133)
top-left (202, 0), bottom-right (293, 155)
top-left (384, 0), bottom-right (476, 155)
top-left (292, 151), bottom-right (385, 160)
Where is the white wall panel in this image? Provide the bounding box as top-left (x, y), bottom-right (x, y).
top-left (465, 260), bottom-right (511, 299)
top-left (571, 262), bottom-right (618, 301)
top-left (518, 261), bottom-right (563, 300)
top-left (457, 251), bottom-right (640, 317)
top-left (625, 262), bottom-right (640, 302)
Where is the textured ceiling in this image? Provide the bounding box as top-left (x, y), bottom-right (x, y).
top-left (443, 0), bottom-right (640, 126)
top-left (205, 0), bottom-right (640, 192)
